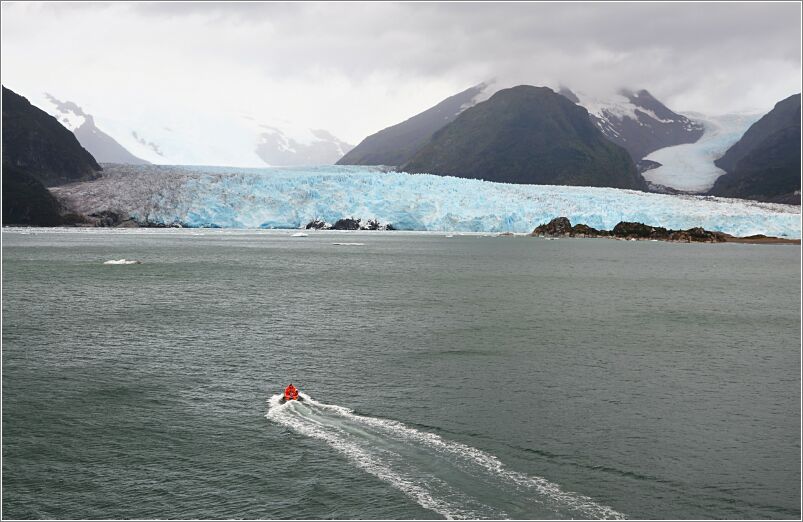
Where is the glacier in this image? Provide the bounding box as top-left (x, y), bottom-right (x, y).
top-left (642, 112), bottom-right (761, 193)
top-left (52, 165), bottom-right (802, 238)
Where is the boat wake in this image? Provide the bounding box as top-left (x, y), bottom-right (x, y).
top-left (266, 394), bottom-right (625, 520)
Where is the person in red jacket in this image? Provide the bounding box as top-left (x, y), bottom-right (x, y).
top-left (284, 383), bottom-right (298, 401)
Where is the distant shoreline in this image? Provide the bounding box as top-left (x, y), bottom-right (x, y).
top-left (3, 225), bottom-right (800, 245)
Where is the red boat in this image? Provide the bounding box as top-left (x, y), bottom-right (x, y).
top-left (281, 384), bottom-right (302, 403)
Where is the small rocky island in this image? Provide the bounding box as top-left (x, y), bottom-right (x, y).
top-left (531, 217), bottom-right (800, 244)
top-left (305, 218), bottom-right (395, 230)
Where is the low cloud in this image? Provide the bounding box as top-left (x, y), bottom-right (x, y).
top-left (2, 2), bottom-right (800, 142)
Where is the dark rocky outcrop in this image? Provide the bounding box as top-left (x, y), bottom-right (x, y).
top-left (2, 86), bottom-right (104, 226)
top-left (337, 83), bottom-right (486, 166)
top-left (531, 216), bottom-right (729, 243)
top-left (637, 159), bottom-right (662, 173)
top-left (611, 221), bottom-right (727, 242)
top-left (571, 223), bottom-right (606, 237)
top-left (404, 86), bottom-right (646, 190)
top-left (2, 162), bottom-right (64, 226)
top-left (332, 217), bottom-right (362, 230)
top-left (709, 94), bottom-right (801, 204)
top-left (611, 221), bottom-right (669, 239)
top-left (532, 217), bottom-right (573, 236)
top-left (305, 219), bottom-right (329, 230)
top-left (2, 86), bottom-right (101, 187)
top-left (304, 218), bottom-right (395, 231)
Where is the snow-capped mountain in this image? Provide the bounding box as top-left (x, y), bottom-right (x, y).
top-left (39, 94), bottom-right (149, 165)
top-left (27, 92), bottom-right (353, 168)
top-left (256, 126), bottom-right (353, 166)
top-left (559, 88), bottom-right (705, 161)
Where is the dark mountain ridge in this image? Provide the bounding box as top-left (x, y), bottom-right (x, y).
top-left (403, 85), bottom-right (646, 190)
top-left (709, 93), bottom-right (801, 204)
top-left (336, 83), bottom-right (486, 166)
top-left (3, 86), bottom-right (101, 186)
top-left (2, 85), bottom-right (102, 225)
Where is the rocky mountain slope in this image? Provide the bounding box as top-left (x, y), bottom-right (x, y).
top-left (40, 94), bottom-right (149, 164)
top-left (709, 94), bottom-right (801, 204)
top-left (403, 85), bottom-right (646, 190)
top-left (559, 87), bottom-right (704, 162)
top-left (2, 86), bottom-right (102, 225)
top-left (336, 83), bottom-right (486, 166)
top-left (3, 86), bottom-right (101, 186)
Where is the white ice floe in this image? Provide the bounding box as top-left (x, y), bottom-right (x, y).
top-left (103, 259), bottom-right (141, 265)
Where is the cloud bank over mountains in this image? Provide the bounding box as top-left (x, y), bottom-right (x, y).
top-left (1, 2), bottom-right (800, 143)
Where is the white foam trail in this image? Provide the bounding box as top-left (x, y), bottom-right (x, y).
top-left (332, 242), bottom-right (365, 246)
top-left (103, 259), bottom-right (141, 265)
top-left (266, 394), bottom-right (625, 520)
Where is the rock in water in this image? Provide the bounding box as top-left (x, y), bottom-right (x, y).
top-left (331, 217), bottom-right (362, 230)
top-left (612, 221), bottom-right (669, 239)
top-left (532, 217), bottom-right (573, 236)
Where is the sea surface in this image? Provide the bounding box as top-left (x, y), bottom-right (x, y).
top-left (2, 228), bottom-right (800, 519)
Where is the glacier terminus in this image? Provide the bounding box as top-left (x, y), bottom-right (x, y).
top-left (52, 164), bottom-right (802, 238)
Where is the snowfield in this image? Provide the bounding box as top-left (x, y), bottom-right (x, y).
top-left (642, 113), bottom-right (761, 193)
top-left (25, 91), bottom-right (352, 168)
top-left (52, 165), bottom-right (802, 238)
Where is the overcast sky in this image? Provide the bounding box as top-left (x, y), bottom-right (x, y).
top-left (2, 1), bottom-right (801, 143)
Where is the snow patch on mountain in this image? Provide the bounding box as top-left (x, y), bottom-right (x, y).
top-left (41, 94), bottom-right (87, 131)
top-left (642, 112), bottom-right (762, 193)
top-left (24, 91), bottom-right (352, 168)
top-left (32, 93), bottom-right (149, 165)
top-left (561, 88), bottom-right (705, 161)
top-left (52, 165), bottom-right (801, 238)
top-left (574, 92), bottom-right (640, 123)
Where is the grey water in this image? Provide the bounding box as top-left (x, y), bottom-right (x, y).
top-left (2, 228), bottom-right (800, 519)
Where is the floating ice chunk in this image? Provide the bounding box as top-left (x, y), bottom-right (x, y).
top-left (103, 259), bottom-right (141, 265)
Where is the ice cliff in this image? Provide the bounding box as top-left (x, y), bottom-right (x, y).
top-left (52, 165), bottom-right (802, 238)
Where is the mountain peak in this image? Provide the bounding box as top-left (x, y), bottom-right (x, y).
top-left (403, 84), bottom-right (645, 190)
top-left (337, 82), bottom-right (487, 166)
top-left (559, 87), bottom-right (704, 161)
